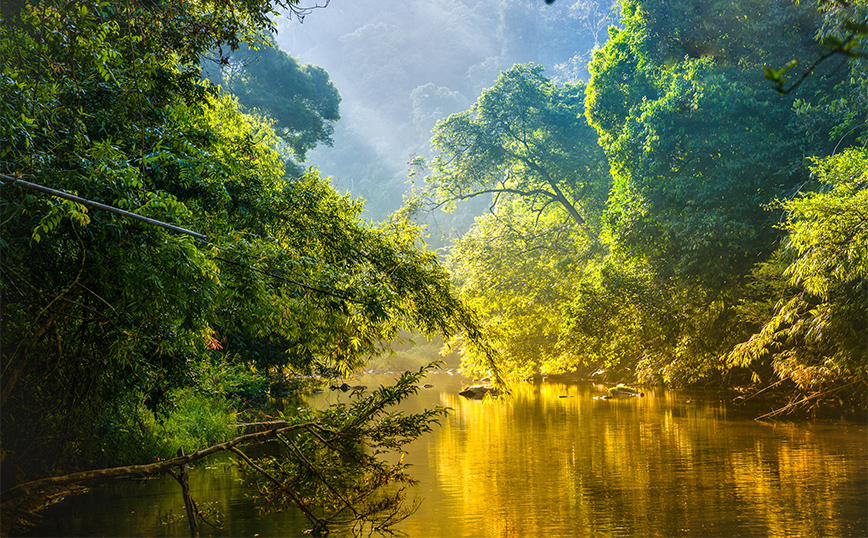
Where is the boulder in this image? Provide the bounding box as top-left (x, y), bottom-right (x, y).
top-left (458, 384), bottom-right (498, 399)
top-left (607, 385), bottom-right (645, 398)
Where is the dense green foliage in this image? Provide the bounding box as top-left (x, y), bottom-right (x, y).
top-left (0, 0), bottom-right (497, 515)
top-left (729, 149), bottom-right (867, 396)
top-left (416, 0), bottom-right (866, 408)
top-left (201, 34), bottom-right (341, 164)
top-left (412, 64), bottom-right (610, 236)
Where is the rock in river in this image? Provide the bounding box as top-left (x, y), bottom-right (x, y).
top-left (458, 384), bottom-right (499, 399)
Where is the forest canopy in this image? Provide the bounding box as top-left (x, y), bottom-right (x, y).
top-left (1, 0), bottom-right (866, 531)
top-left (412, 0), bottom-right (866, 407)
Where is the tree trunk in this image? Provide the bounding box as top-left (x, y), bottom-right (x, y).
top-left (176, 447), bottom-right (200, 538)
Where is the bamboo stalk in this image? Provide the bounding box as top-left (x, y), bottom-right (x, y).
top-left (0, 173), bottom-right (207, 241)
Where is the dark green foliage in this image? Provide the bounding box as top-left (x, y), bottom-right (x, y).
top-left (202, 34), bottom-right (341, 161)
top-left (573, 0), bottom-right (866, 387)
top-left (625, 0), bottom-right (824, 67)
top-left (604, 62), bottom-right (806, 287)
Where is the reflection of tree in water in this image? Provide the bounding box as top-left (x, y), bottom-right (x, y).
top-left (429, 383), bottom-right (865, 537)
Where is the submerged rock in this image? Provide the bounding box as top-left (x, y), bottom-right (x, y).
top-left (330, 383), bottom-right (366, 392)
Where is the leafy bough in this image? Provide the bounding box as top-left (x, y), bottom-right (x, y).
top-left (0, 366), bottom-right (448, 537)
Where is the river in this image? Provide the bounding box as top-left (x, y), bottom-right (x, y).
top-left (27, 371), bottom-right (868, 537)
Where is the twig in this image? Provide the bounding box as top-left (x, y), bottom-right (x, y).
top-left (735, 378), bottom-right (787, 403)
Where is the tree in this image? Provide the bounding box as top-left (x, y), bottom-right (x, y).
top-left (0, 0), bottom-right (500, 522)
top-left (412, 64), bottom-right (611, 241)
top-left (603, 60), bottom-right (812, 288)
top-left (405, 65), bottom-right (614, 379)
top-left (572, 0), bottom-right (866, 386)
top-left (728, 148), bottom-right (868, 414)
top-left (445, 202), bottom-right (591, 379)
top-left (202, 34), bottom-right (341, 163)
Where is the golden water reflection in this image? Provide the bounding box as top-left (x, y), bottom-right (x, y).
top-left (397, 376), bottom-right (867, 538)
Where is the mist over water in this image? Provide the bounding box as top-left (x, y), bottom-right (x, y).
top-left (273, 0), bottom-right (617, 222)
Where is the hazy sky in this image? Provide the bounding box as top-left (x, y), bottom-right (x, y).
top-left (272, 0), bottom-right (617, 221)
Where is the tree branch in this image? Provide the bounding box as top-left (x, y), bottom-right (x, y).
top-left (0, 421), bottom-right (320, 505)
top-left (0, 173), bottom-right (207, 241)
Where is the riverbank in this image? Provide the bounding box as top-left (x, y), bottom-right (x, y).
top-left (20, 373), bottom-right (868, 538)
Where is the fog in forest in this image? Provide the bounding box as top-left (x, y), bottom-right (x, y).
top-left (274, 0), bottom-right (618, 228)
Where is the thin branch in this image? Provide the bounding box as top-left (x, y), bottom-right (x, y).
top-left (280, 434), bottom-right (359, 517)
top-left (229, 446), bottom-right (327, 532)
top-left (212, 255), bottom-right (368, 305)
top-left (0, 173), bottom-right (207, 241)
top-left (771, 19), bottom-right (868, 94)
top-left (227, 446), bottom-right (284, 490)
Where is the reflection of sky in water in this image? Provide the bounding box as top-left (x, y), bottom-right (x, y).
top-left (28, 372), bottom-right (868, 537)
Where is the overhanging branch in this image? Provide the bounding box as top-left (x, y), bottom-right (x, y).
top-left (0, 173), bottom-right (207, 241)
top-left (0, 421), bottom-right (321, 505)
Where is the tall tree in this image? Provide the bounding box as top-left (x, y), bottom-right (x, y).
top-left (412, 64), bottom-right (611, 241)
top-left (576, 0), bottom-right (866, 385)
top-left (202, 34), bottom-right (341, 163)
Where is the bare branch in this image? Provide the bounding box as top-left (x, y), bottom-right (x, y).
top-left (0, 421), bottom-right (320, 505)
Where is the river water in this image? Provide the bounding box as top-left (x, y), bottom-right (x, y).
top-left (27, 371), bottom-right (868, 537)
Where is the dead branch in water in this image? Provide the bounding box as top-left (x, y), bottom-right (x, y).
top-left (754, 379), bottom-right (863, 421)
top-left (0, 421), bottom-right (320, 507)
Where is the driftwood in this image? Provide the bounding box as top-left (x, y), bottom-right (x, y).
top-left (0, 421), bottom-right (318, 508)
top-left (754, 380), bottom-right (863, 421)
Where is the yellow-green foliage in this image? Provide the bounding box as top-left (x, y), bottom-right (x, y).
top-left (729, 149), bottom-right (868, 389)
top-left (144, 388), bottom-right (238, 460)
